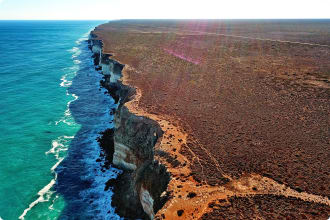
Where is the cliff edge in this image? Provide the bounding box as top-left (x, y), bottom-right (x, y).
top-left (89, 33), bottom-right (170, 219)
top-left (89, 20), bottom-right (330, 219)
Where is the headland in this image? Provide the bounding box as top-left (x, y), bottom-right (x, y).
top-left (90, 20), bottom-right (330, 219)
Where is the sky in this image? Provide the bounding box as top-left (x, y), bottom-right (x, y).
top-left (0, 0), bottom-right (329, 20)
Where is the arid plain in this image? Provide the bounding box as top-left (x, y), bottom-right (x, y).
top-left (94, 20), bottom-right (330, 219)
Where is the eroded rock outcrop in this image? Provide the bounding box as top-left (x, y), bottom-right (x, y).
top-left (89, 33), bottom-right (170, 220)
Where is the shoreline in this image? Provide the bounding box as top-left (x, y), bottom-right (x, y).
top-left (90, 20), bottom-right (330, 219)
top-left (53, 33), bottom-right (121, 219)
top-left (89, 33), bottom-right (170, 219)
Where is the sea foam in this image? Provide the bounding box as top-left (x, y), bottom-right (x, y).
top-left (19, 27), bottom-right (121, 219)
top-left (18, 32), bottom-right (83, 220)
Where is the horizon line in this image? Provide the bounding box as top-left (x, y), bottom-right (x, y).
top-left (0, 18), bottom-right (330, 21)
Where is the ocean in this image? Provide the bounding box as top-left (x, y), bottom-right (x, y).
top-left (0, 21), bottom-right (121, 219)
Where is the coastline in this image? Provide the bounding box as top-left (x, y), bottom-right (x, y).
top-left (89, 33), bottom-right (173, 219)
top-left (90, 20), bottom-right (330, 219)
top-left (48, 28), bottom-right (121, 219)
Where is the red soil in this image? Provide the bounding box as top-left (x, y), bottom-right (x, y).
top-left (94, 20), bottom-right (330, 219)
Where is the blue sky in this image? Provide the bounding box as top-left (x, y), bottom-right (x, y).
top-left (0, 0), bottom-right (329, 20)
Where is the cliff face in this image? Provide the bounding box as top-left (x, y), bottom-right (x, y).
top-left (88, 21), bottom-right (330, 219)
top-left (89, 33), bottom-right (170, 220)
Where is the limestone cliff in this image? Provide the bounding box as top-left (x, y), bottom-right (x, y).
top-left (89, 33), bottom-right (170, 220)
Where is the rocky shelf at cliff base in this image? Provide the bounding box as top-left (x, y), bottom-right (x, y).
top-left (89, 32), bottom-right (171, 220)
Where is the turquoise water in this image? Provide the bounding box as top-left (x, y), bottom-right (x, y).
top-left (0, 21), bottom-right (120, 219)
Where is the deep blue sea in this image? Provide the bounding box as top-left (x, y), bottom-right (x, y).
top-left (0, 21), bottom-right (121, 220)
